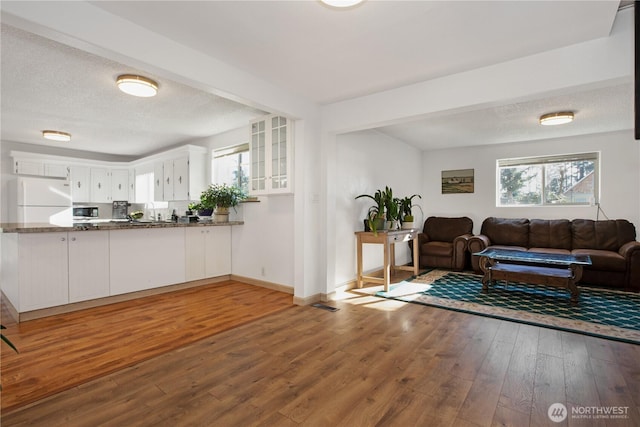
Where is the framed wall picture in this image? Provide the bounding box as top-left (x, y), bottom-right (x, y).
top-left (442, 169), bottom-right (474, 194)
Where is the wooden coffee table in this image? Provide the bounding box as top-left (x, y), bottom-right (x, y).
top-left (473, 248), bottom-right (592, 305)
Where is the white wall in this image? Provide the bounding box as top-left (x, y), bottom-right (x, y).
top-left (333, 130), bottom-right (422, 288)
top-left (194, 126), bottom-right (296, 288)
top-left (421, 130), bottom-right (640, 234)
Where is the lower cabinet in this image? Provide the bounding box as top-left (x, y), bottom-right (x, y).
top-left (1, 225), bottom-right (233, 315)
top-left (68, 231), bottom-right (110, 303)
top-left (17, 232), bottom-right (69, 311)
top-left (185, 226), bottom-right (232, 281)
top-left (109, 227), bottom-right (186, 295)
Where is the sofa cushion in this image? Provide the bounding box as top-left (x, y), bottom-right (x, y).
top-left (423, 216), bottom-right (473, 243)
top-left (528, 247), bottom-right (571, 256)
top-left (529, 219), bottom-right (572, 250)
top-left (481, 217), bottom-right (529, 247)
top-left (572, 249), bottom-right (626, 272)
top-left (572, 219), bottom-right (637, 251)
top-left (421, 241), bottom-right (453, 257)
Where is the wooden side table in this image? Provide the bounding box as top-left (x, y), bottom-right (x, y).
top-left (355, 229), bottom-right (419, 292)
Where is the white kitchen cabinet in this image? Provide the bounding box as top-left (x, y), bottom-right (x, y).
top-left (14, 159), bottom-right (44, 176)
top-left (44, 163), bottom-right (69, 178)
top-left (249, 115), bottom-right (293, 195)
top-left (109, 227), bottom-right (186, 295)
top-left (90, 167), bottom-right (111, 203)
top-left (70, 166), bottom-right (91, 202)
top-left (68, 231), bottom-right (110, 302)
top-left (163, 159), bottom-right (175, 200)
top-left (172, 156), bottom-right (190, 201)
top-left (154, 151), bottom-right (206, 202)
top-left (185, 226), bottom-right (231, 281)
top-left (111, 169), bottom-right (129, 201)
top-left (154, 161), bottom-right (164, 201)
top-left (18, 232), bottom-right (69, 311)
top-left (128, 169), bottom-right (136, 202)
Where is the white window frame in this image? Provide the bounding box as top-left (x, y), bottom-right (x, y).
top-left (211, 143), bottom-right (250, 193)
top-left (497, 152), bottom-right (599, 207)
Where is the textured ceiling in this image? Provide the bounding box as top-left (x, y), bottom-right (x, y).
top-left (92, 0), bottom-right (619, 104)
top-left (0, 1), bottom-right (631, 157)
top-left (376, 82), bottom-right (634, 150)
top-left (0, 24), bottom-right (266, 158)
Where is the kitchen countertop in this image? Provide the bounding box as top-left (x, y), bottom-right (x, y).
top-left (0, 220), bottom-right (244, 233)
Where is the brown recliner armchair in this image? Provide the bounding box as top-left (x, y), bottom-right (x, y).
top-left (417, 216), bottom-right (473, 271)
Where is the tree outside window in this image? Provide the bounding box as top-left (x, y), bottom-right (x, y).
top-left (212, 144), bottom-right (250, 194)
top-left (498, 153), bottom-right (598, 206)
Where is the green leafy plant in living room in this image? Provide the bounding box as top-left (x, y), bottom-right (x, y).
top-left (383, 187), bottom-right (402, 230)
top-left (399, 194), bottom-right (422, 225)
top-left (355, 188), bottom-right (387, 233)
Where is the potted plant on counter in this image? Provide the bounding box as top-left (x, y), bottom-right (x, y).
top-left (197, 183), bottom-right (247, 222)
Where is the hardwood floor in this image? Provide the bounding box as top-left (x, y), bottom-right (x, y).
top-left (0, 280), bottom-right (293, 413)
top-left (2, 281), bottom-right (640, 426)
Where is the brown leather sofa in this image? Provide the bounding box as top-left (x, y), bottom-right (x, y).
top-left (417, 216), bottom-right (473, 271)
top-left (468, 217), bottom-right (640, 291)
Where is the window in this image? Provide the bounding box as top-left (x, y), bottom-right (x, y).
top-left (212, 143), bottom-right (249, 193)
top-left (135, 172), bottom-right (168, 208)
top-left (497, 152), bottom-right (599, 206)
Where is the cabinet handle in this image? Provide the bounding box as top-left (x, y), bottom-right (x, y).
top-left (61, 237), bottom-right (66, 242)
top-left (166, 177), bottom-right (170, 184)
top-left (98, 183), bottom-right (101, 189)
top-left (179, 176), bottom-right (182, 184)
top-left (156, 179), bottom-right (160, 187)
top-left (71, 237), bottom-right (76, 242)
top-left (118, 184), bottom-right (122, 190)
top-left (77, 181), bottom-right (81, 188)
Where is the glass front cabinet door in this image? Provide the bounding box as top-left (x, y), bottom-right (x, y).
top-left (249, 115), bottom-right (292, 195)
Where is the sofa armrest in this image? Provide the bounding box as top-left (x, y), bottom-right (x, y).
top-left (468, 235), bottom-right (491, 273)
top-left (452, 233), bottom-right (472, 271)
top-left (417, 232), bottom-right (430, 247)
top-left (620, 241), bottom-right (640, 291)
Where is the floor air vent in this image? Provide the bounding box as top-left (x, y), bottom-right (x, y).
top-left (311, 303), bottom-right (339, 312)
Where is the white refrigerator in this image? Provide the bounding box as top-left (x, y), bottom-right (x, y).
top-left (10, 177), bottom-right (73, 225)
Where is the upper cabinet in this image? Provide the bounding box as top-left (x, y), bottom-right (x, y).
top-left (14, 158), bottom-right (69, 179)
top-left (90, 167), bottom-right (111, 203)
top-left (249, 115), bottom-right (293, 196)
top-left (153, 147), bottom-right (206, 202)
top-left (111, 169), bottom-right (129, 201)
top-left (69, 166), bottom-right (90, 203)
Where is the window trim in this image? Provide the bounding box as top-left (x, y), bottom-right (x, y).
top-left (496, 151), bottom-right (599, 207)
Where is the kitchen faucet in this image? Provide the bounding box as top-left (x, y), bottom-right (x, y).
top-left (146, 201), bottom-right (156, 220)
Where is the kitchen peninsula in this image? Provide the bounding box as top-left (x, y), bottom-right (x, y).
top-left (1, 221), bottom-right (242, 322)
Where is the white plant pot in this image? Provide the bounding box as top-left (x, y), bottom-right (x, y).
top-left (401, 221), bottom-right (415, 230)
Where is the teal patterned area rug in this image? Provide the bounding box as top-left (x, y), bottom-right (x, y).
top-left (375, 270), bottom-right (640, 344)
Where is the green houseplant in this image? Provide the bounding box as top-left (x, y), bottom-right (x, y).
top-left (399, 194), bottom-right (422, 229)
top-left (383, 187), bottom-right (402, 230)
top-left (355, 188), bottom-right (387, 233)
top-left (195, 183), bottom-right (247, 222)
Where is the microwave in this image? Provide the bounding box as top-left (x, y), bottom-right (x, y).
top-left (73, 206), bottom-right (99, 218)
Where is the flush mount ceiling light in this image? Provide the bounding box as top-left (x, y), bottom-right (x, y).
top-left (320, 0), bottom-right (364, 8)
top-left (42, 130), bottom-right (71, 142)
top-left (539, 111), bottom-right (574, 126)
top-left (116, 74), bottom-right (158, 97)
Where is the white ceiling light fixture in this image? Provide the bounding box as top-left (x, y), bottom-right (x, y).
top-left (320, 0), bottom-right (365, 8)
top-left (116, 74), bottom-right (158, 97)
top-left (42, 130), bottom-right (71, 142)
top-left (539, 111), bottom-right (574, 126)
